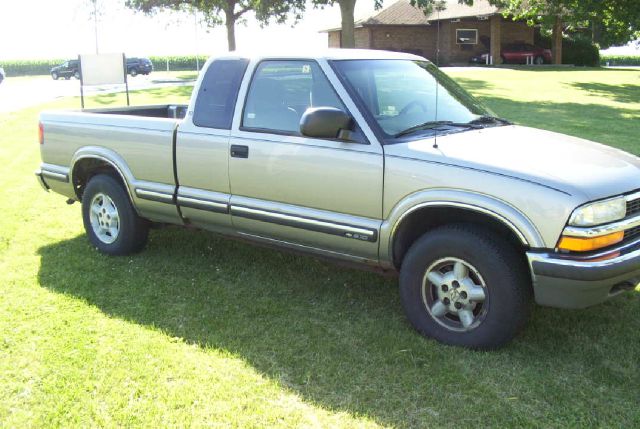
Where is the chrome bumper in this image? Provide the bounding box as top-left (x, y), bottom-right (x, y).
top-left (527, 241), bottom-right (640, 308)
top-left (35, 170), bottom-right (50, 192)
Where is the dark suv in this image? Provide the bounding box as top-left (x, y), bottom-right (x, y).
top-left (126, 57), bottom-right (153, 77)
top-left (51, 60), bottom-right (80, 80)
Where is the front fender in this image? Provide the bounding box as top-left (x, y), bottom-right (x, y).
top-left (379, 188), bottom-right (545, 268)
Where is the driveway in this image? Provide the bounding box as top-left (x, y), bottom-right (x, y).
top-left (0, 74), bottom-right (193, 114)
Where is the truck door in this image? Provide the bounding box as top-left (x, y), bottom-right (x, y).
top-left (175, 58), bottom-right (249, 234)
top-left (228, 59), bottom-right (383, 262)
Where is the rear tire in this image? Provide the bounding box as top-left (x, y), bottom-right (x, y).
top-left (82, 174), bottom-right (149, 255)
top-left (399, 224), bottom-right (532, 349)
top-left (534, 56), bottom-right (545, 65)
top-left (130, 68), bottom-right (138, 77)
top-left (74, 71), bottom-right (81, 79)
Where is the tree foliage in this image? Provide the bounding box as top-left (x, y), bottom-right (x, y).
top-left (125, 0), bottom-right (305, 51)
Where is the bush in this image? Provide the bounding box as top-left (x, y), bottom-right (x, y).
top-left (535, 34), bottom-right (600, 66)
top-left (563, 38), bottom-right (600, 66)
top-left (600, 55), bottom-right (640, 66)
top-left (0, 59), bottom-right (67, 77)
top-left (0, 55), bottom-right (210, 77)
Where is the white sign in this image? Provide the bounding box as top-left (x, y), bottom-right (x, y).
top-left (79, 53), bottom-right (126, 86)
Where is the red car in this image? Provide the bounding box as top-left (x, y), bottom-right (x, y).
top-left (471, 43), bottom-right (553, 65)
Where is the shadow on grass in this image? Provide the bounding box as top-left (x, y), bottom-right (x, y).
top-left (451, 80), bottom-right (640, 155)
top-left (37, 227), bottom-right (640, 427)
top-left (567, 82), bottom-right (640, 104)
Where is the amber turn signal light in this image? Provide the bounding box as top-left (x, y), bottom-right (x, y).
top-left (558, 231), bottom-right (624, 252)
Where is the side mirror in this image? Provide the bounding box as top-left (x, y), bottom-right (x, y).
top-left (300, 107), bottom-right (354, 140)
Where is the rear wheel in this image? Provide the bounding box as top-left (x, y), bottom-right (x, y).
top-left (82, 174), bottom-right (149, 255)
top-left (534, 56), bottom-right (545, 65)
top-left (74, 71), bottom-right (81, 79)
top-left (130, 68), bottom-right (138, 77)
top-left (399, 224), bottom-right (532, 349)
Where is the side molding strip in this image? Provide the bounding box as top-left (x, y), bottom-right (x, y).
top-left (177, 195), bottom-right (229, 214)
top-left (135, 188), bottom-right (174, 204)
top-left (231, 205), bottom-right (378, 242)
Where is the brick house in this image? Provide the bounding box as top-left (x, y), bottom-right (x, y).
top-left (323, 0), bottom-right (535, 65)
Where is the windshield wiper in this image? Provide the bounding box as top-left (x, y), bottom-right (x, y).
top-left (469, 115), bottom-right (512, 126)
top-left (393, 120), bottom-right (482, 138)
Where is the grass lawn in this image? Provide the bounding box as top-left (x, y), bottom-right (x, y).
top-left (1, 69), bottom-right (639, 427)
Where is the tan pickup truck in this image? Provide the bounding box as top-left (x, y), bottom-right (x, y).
top-left (36, 50), bottom-right (640, 348)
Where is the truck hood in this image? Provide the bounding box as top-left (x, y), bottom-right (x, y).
top-left (389, 125), bottom-right (640, 201)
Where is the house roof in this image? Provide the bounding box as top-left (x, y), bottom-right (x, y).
top-left (322, 0), bottom-right (501, 31)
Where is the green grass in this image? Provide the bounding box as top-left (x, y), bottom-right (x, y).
top-left (448, 67), bottom-right (640, 155)
top-left (1, 72), bottom-right (639, 428)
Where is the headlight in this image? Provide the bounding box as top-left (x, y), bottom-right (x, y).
top-left (569, 196), bottom-right (626, 226)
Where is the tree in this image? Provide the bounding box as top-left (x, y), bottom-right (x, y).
top-left (310, 0), bottom-right (382, 49)
top-left (125, 0), bottom-right (305, 51)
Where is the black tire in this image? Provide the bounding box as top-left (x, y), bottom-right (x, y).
top-left (82, 174), bottom-right (149, 255)
top-left (51, 72), bottom-right (59, 80)
top-left (74, 71), bottom-right (81, 79)
top-left (399, 224), bottom-right (532, 349)
top-left (130, 68), bottom-right (138, 77)
top-left (534, 56), bottom-right (545, 65)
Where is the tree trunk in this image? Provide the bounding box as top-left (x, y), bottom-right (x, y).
top-left (339, 0), bottom-right (357, 48)
top-left (552, 15), bottom-right (562, 65)
top-left (224, 5), bottom-right (236, 51)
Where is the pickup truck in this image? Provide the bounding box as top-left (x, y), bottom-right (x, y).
top-left (36, 50), bottom-right (640, 349)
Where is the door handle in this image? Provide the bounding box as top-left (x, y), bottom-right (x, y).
top-left (230, 145), bottom-right (249, 159)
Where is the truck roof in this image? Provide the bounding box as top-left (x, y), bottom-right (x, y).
top-left (211, 48), bottom-right (425, 62)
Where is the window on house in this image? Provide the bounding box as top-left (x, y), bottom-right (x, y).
top-left (456, 29), bottom-right (478, 45)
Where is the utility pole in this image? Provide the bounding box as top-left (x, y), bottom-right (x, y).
top-left (93, 0), bottom-right (99, 54)
top-left (194, 9), bottom-right (199, 71)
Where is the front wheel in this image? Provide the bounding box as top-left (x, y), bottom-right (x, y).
top-left (51, 72), bottom-right (59, 80)
top-left (399, 224), bottom-right (532, 349)
top-left (130, 68), bottom-right (138, 77)
top-left (534, 56), bottom-right (545, 65)
top-left (82, 174), bottom-right (149, 255)
top-left (74, 71), bottom-right (81, 79)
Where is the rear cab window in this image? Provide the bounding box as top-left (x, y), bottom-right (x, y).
top-left (193, 58), bottom-right (249, 130)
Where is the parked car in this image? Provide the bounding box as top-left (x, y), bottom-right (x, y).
top-left (36, 50), bottom-right (640, 349)
top-left (0, 66), bottom-right (5, 84)
top-left (126, 57), bottom-right (153, 77)
top-left (471, 43), bottom-right (553, 65)
top-left (51, 60), bottom-right (80, 80)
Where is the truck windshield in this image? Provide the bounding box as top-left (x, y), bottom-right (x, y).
top-left (331, 60), bottom-right (500, 140)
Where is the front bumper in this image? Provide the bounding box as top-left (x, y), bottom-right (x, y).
top-left (527, 241), bottom-right (640, 308)
top-left (528, 241), bottom-right (640, 308)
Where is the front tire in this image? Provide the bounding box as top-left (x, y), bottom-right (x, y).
top-left (399, 224), bottom-right (532, 349)
top-left (51, 72), bottom-right (59, 80)
top-left (82, 174), bottom-right (149, 255)
top-left (534, 56), bottom-right (545, 65)
top-left (130, 68), bottom-right (138, 77)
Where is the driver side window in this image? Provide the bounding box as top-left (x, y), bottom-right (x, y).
top-left (242, 60), bottom-right (345, 135)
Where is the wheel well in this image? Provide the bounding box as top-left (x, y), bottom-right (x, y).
top-left (392, 206), bottom-right (528, 270)
top-left (71, 158), bottom-right (127, 200)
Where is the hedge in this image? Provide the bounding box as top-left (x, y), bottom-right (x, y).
top-left (600, 55), bottom-right (640, 66)
top-left (536, 34), bottom-right (600, 66)
top-left (0, 55), bottom-right (210, 77)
